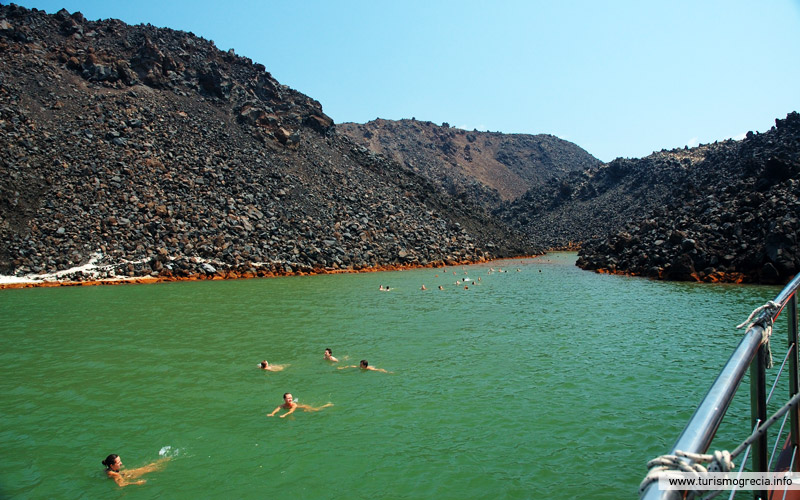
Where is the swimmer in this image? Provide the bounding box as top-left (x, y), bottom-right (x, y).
top-left (267, 392), bottom-right (333, 418)
top-left (338, 359), bottom-right (391, 373)
top-left (324, 348), bottom-right (339, 362)
top-left (259, 360), bottom-right (287, 372)
top-left (379, 285), bottom-right (385, 291)
top-left (420, 284), bottom-right (427, 290)
top-left (438, 285), bottom-right (444, 290)
top-left (101, 454), bottom-right (169, 487)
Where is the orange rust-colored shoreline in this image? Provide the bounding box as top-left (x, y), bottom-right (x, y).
top-left (593, 267), bottom-right (748, 284)
top-left (0, 254), bottom-right (545, 290)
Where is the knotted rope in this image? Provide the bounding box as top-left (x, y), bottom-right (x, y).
top-left (641, 391), bottom-right (800, 498)
top-left (736, 300), bottom-right (780, 369)
top-left (639, 450), bottom-right (734, 497)
top-left (736, 300), bottom-right (780, 331)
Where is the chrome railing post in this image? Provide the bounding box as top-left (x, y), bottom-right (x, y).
top-left (790, 293), bottom-right (800, 471)
top-left (640, 327), bottom-right (765, 500)
top-left (750, 343), bottom-right (768, 499)
top-left (641, 274), bottom-right (800, 500)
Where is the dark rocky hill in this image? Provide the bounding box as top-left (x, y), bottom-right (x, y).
top-left (496, 144), bottom-right (714, 249)
top-left (574, 113), bottom-right (800, 284)
top-left (0, 4), bottom-right (537, 283)
top-left (2, 5), bottom-right (797, 287)
top-left (338, 119), bottom-right (601, 208)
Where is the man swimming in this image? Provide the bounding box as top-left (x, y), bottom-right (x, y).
top-left (102, 454), bottom-right (170, 487)
top-left (259, 360), bottom-right (287, 371)
top-left (337, 359), bottom-right (390, 373)
top-left (267, 393), bottom-right (333, 418)
top-left (324, 348), bottom-right (339, 362)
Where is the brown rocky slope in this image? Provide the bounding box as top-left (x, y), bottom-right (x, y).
top-left (338, 119), bottom-right (601, 209)
top-left (0, 5), bottom-right (537, 284)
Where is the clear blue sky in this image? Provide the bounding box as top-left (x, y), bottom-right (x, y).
top-left (7, 0), bottom-right (800, 162)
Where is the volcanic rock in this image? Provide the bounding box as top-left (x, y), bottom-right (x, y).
top-left (0, 4), bottom-right (536, 283)
top-left (575, 112), bottom-right (800, 284)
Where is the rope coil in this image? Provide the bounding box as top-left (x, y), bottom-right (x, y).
top-left (736, 300), bottom-right (780, 331)
top-left (736, 300), bottom-right (780, 369)
top-left (641, 392), bottom-right (800, 498)
top-left (639, 450), bottom-right (734, 497)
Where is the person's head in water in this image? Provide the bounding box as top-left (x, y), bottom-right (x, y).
top-left (337, 359), bottom-right (388, 373)
top-left (324, 348), bottom-right (333, 358)
top-left (102, 452), bottom-right (170, 487)
top-left (283, 392), bottom-right (293, 404)
top-left (260, 360), bottom-right (268, 369)
top-left (102, 454), bottom-right (122, 472)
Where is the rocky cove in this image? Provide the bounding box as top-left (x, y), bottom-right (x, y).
top-left (0, 5), bottom-right (537, 288)
top-left (0, 4), bottom-right (798, 288)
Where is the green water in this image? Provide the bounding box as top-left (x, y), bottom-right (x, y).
top-left (0, 253), bottom-right (786, 499)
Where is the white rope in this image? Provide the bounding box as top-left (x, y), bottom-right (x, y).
top-left (639, 450), bottom-right (734, 497)
top-left (736, 300), bottom-right (780, 369)
top-left (642, 391), bottom-right (800, 497)
top-left (762, 324), bottom-right (775, 369)
top-left (736, 301), bottom-right (780, 330)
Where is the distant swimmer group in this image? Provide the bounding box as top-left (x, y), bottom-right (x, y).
top-left (102, 454), bottom-right (170, 487)
top-left (262, 348), bottom-right (390, 422)
top-left (99, 262), bottom-right (522, 488)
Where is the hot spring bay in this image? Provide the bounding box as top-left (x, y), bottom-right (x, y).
top-left (0, 253), bottom-right (784, 499)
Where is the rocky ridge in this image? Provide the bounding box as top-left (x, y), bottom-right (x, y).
top-left (338, 119), bottom-right (601, 209)
top-left (495, 145), bottom-right (711, 249)
top-left (0, 4), bottom-right (537, 285)
top-left (575, 113), bottom-right (800, 284)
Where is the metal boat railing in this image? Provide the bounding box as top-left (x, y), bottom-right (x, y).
top-left (641, 273), bottom-right (800, 500)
